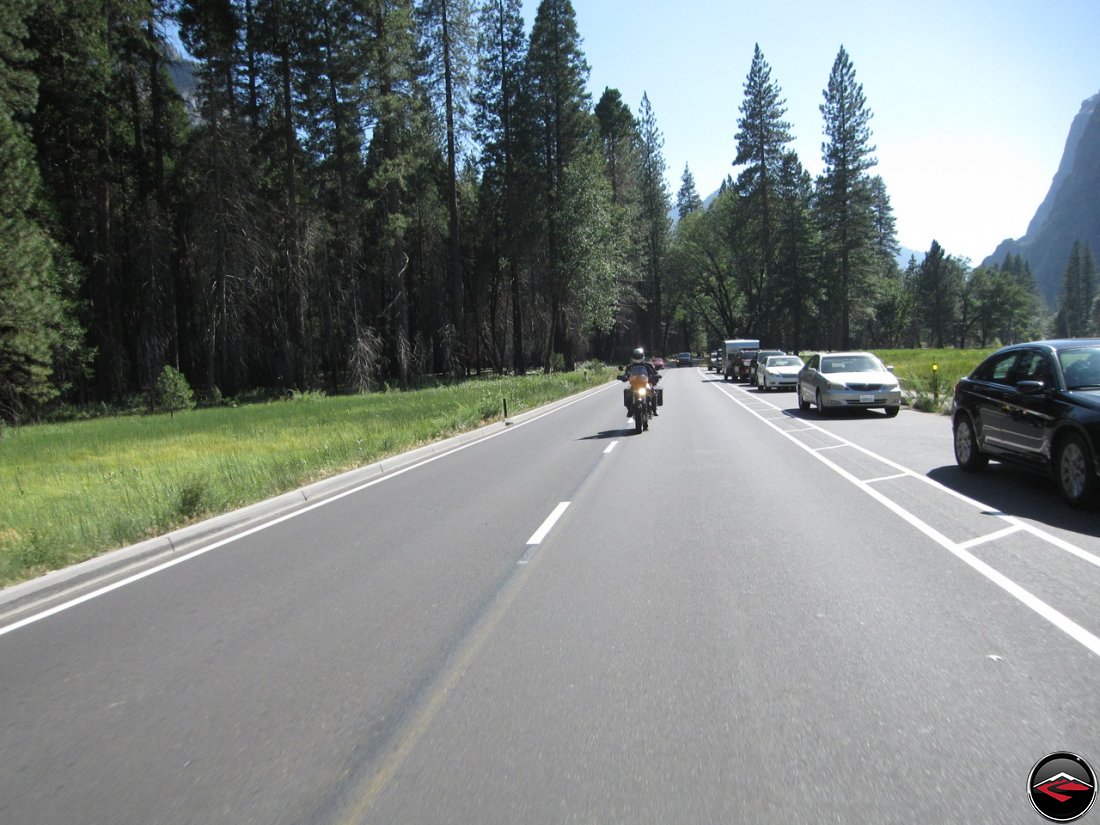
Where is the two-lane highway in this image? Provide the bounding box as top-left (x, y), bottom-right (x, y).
top-left (2, 367), bottom-right (1098, 824)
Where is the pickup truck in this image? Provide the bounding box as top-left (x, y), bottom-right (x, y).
top-left (720, 338), bottom-right (760, 381)
top-left (724, 347), bottom-right (759, 382)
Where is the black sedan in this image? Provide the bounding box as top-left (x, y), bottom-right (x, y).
top-left (951, 339), bottom-right (1100, 506)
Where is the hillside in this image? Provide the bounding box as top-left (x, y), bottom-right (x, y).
top-left (984, 92), bottom-right (1100, 306)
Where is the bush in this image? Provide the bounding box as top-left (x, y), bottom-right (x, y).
top-left (153, 366), bottom-right (195, 414)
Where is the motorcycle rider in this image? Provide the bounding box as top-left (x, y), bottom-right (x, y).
top-left (619, 347), bottom-right (660, 417)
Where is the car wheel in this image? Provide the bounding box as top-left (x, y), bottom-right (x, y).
top-left (953, 415), bottom-right (987, 472)
top-left (1055, 432), bottom-right (1098, 507)
top-left (797, 385), bottom-right (809, 411)
top-left (884, 405), bottom-right (900, 418)
top-left (815, 390), bottom-right (829, 416)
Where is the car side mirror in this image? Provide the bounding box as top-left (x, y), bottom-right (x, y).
top-left (886, 365), bottom-right (895, 373)
top-left (1016, 380), bottom-right (1046, 394)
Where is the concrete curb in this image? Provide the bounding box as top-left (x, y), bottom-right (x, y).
top-left (0, 380), bottom-right (616, 618)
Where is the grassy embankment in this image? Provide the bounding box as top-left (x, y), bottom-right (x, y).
top-left (873, 348), bottom-right (996, 411)
top-left (0, 367), bottom-right (615, 587)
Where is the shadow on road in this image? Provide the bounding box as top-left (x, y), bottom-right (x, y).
top-left (926, 464), bottom-right (1100, 537)
top-left (577, 428), bottom-right (634, 441)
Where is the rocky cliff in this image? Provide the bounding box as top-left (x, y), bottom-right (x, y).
top-left (984, 92), bottom-right (1100, 306)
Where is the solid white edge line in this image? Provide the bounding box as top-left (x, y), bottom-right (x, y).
top-left (712, 381), bottom-right (1100, 658)
top-left (1, 386), bottom-right (615, 637)
top-left (526, 502), bottom-right (571, 546)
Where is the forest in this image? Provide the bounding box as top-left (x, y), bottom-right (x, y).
top-left (0, 0), bottom-right (1079, 426)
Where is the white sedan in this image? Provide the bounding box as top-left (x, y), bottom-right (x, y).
top-left (796, 351), bottom-right (902, 417)
top-left (758, 355), bottom-right (805, 391)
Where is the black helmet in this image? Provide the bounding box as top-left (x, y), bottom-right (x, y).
top-left (631, 347), bottom-right (645, 363)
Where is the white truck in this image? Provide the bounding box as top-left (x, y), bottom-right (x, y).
top-left (720, 338), bottom-right (760, 382)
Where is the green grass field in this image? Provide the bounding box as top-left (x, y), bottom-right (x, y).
top-left (0, 368), bottom-right (614, 586)
top-left (873, 348), bottom-right (996, 410)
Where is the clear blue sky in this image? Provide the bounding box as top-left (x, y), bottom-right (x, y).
top-left (524, 0), bottom-right (1100, 264)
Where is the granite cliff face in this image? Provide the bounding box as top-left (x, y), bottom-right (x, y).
top-left (984, 93), bottom-right (1100, 306)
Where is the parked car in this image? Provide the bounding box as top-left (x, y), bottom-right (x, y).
top-left (797, 351), bottom-right (901, 417)
top-left (652, 356), bottom-right (665, 370)
top-left (758, 354), bottom-right (805, 391)
top-left (952, 339), bottom-right (1100, 507)
top-left (677, 352), bottom-right (693, 367)
top-left (749, 350), bottom-right (786, 387)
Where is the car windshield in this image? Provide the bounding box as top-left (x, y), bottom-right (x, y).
top-left (767, 357), bottom-right (801, 367)
top-left (1059, 347), bottom-right (1100, 389)
top-left (821, 355), bottom-right (882, 373)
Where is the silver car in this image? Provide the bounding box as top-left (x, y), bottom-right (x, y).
top-left (758, 354), bottom-right (804, 391)
top-left (796, 351), bottom-right (901, 417)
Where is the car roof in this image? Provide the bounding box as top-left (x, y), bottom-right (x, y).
top-left (992, 339), bottom-right (1100, 354)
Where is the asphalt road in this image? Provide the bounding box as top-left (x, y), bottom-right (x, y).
top-left (2, 367), bottom-right (1098, 824)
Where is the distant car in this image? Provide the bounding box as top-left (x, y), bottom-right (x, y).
top-left (758, 354), bottom-right (805, 391)
top-left (797, 351), bottom-right (901, 417)
top-left (749, 350), bottom-right (785, 387)
top-left (652, 356), bottom-right (665, 370)
top-left (952, 339), bottom-right (1100, 507)
top-left (677, 352), bottom-right (693, 367)
top-left (709, 351), bottom-right (720, 372)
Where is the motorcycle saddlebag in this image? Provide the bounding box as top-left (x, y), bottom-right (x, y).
top-left (656, 387), bottom-right (663, 406)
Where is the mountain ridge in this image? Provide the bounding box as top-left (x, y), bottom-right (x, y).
top-left (983, 92), bottom-right (1100, 306)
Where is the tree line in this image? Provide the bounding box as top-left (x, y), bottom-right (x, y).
top-left (0, 0), bottom-right (1081, 425)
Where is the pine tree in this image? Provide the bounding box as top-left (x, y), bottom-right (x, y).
top-left (594, 87), bottom-right (638, 207)
top-left (29, 0), bottom-right (188, 400)
top-left (0, 0), bottom-right (83, 422)
top-left (637, 92), bottom-right (671, 351)
top-left (773, 151), bottom-right (817, 352)
top-left (818, 45), bottom-right (877, 349)
top-left (176, 0), bottom-right (268, 395)
top-left (419, 0), bottom-right (475, 363)
top-left (1056, 241), bottom-right (1095, 337)
top-left (733, 44), bottom-right (792, 327)
top-left (473, 0), bottom-right (527, 374)
top-left (676, 164), bottom-right (702, 218)
top-left (524, 0), bottom-right (592, 368)
top-left (917, 240), bottom-right (963, 347)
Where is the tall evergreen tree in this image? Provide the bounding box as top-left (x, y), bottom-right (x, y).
top-left (473, 0), bottom-right (527, 373)
top-left (772, 151), bottom-right (817, 352)
top-left (594, 87), bottom-right (638, 206)
top-left (733, 44), bottom-right (792, 330)
top-left (419, 0), bottom-right (475, 365)
top-left (524, 0), bottom-right (591, 368)
top-left (1056, 240), bottom-right (1096, 337)
top-left (917, 240), bottom-right (963, 347)
top-left (363, 0), bottom-right (434, 386)
top-left (0, 0), bottom-right (85, 422)
top-left (593, 86), bottom-right (642, 356)
top-left (176, 0), bottom-right (272, 395)
top-left (818, 45), bottom-right (877, 349)
top-left (637, 92), bottom-right (670, 351)
top-left (676, 163), bottom-right (702, 218)
top-left (29, 0), bottom-right (187, 400)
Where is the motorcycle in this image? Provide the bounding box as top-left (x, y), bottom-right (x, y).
top-left (621, 365), bottom-right (660, 434)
